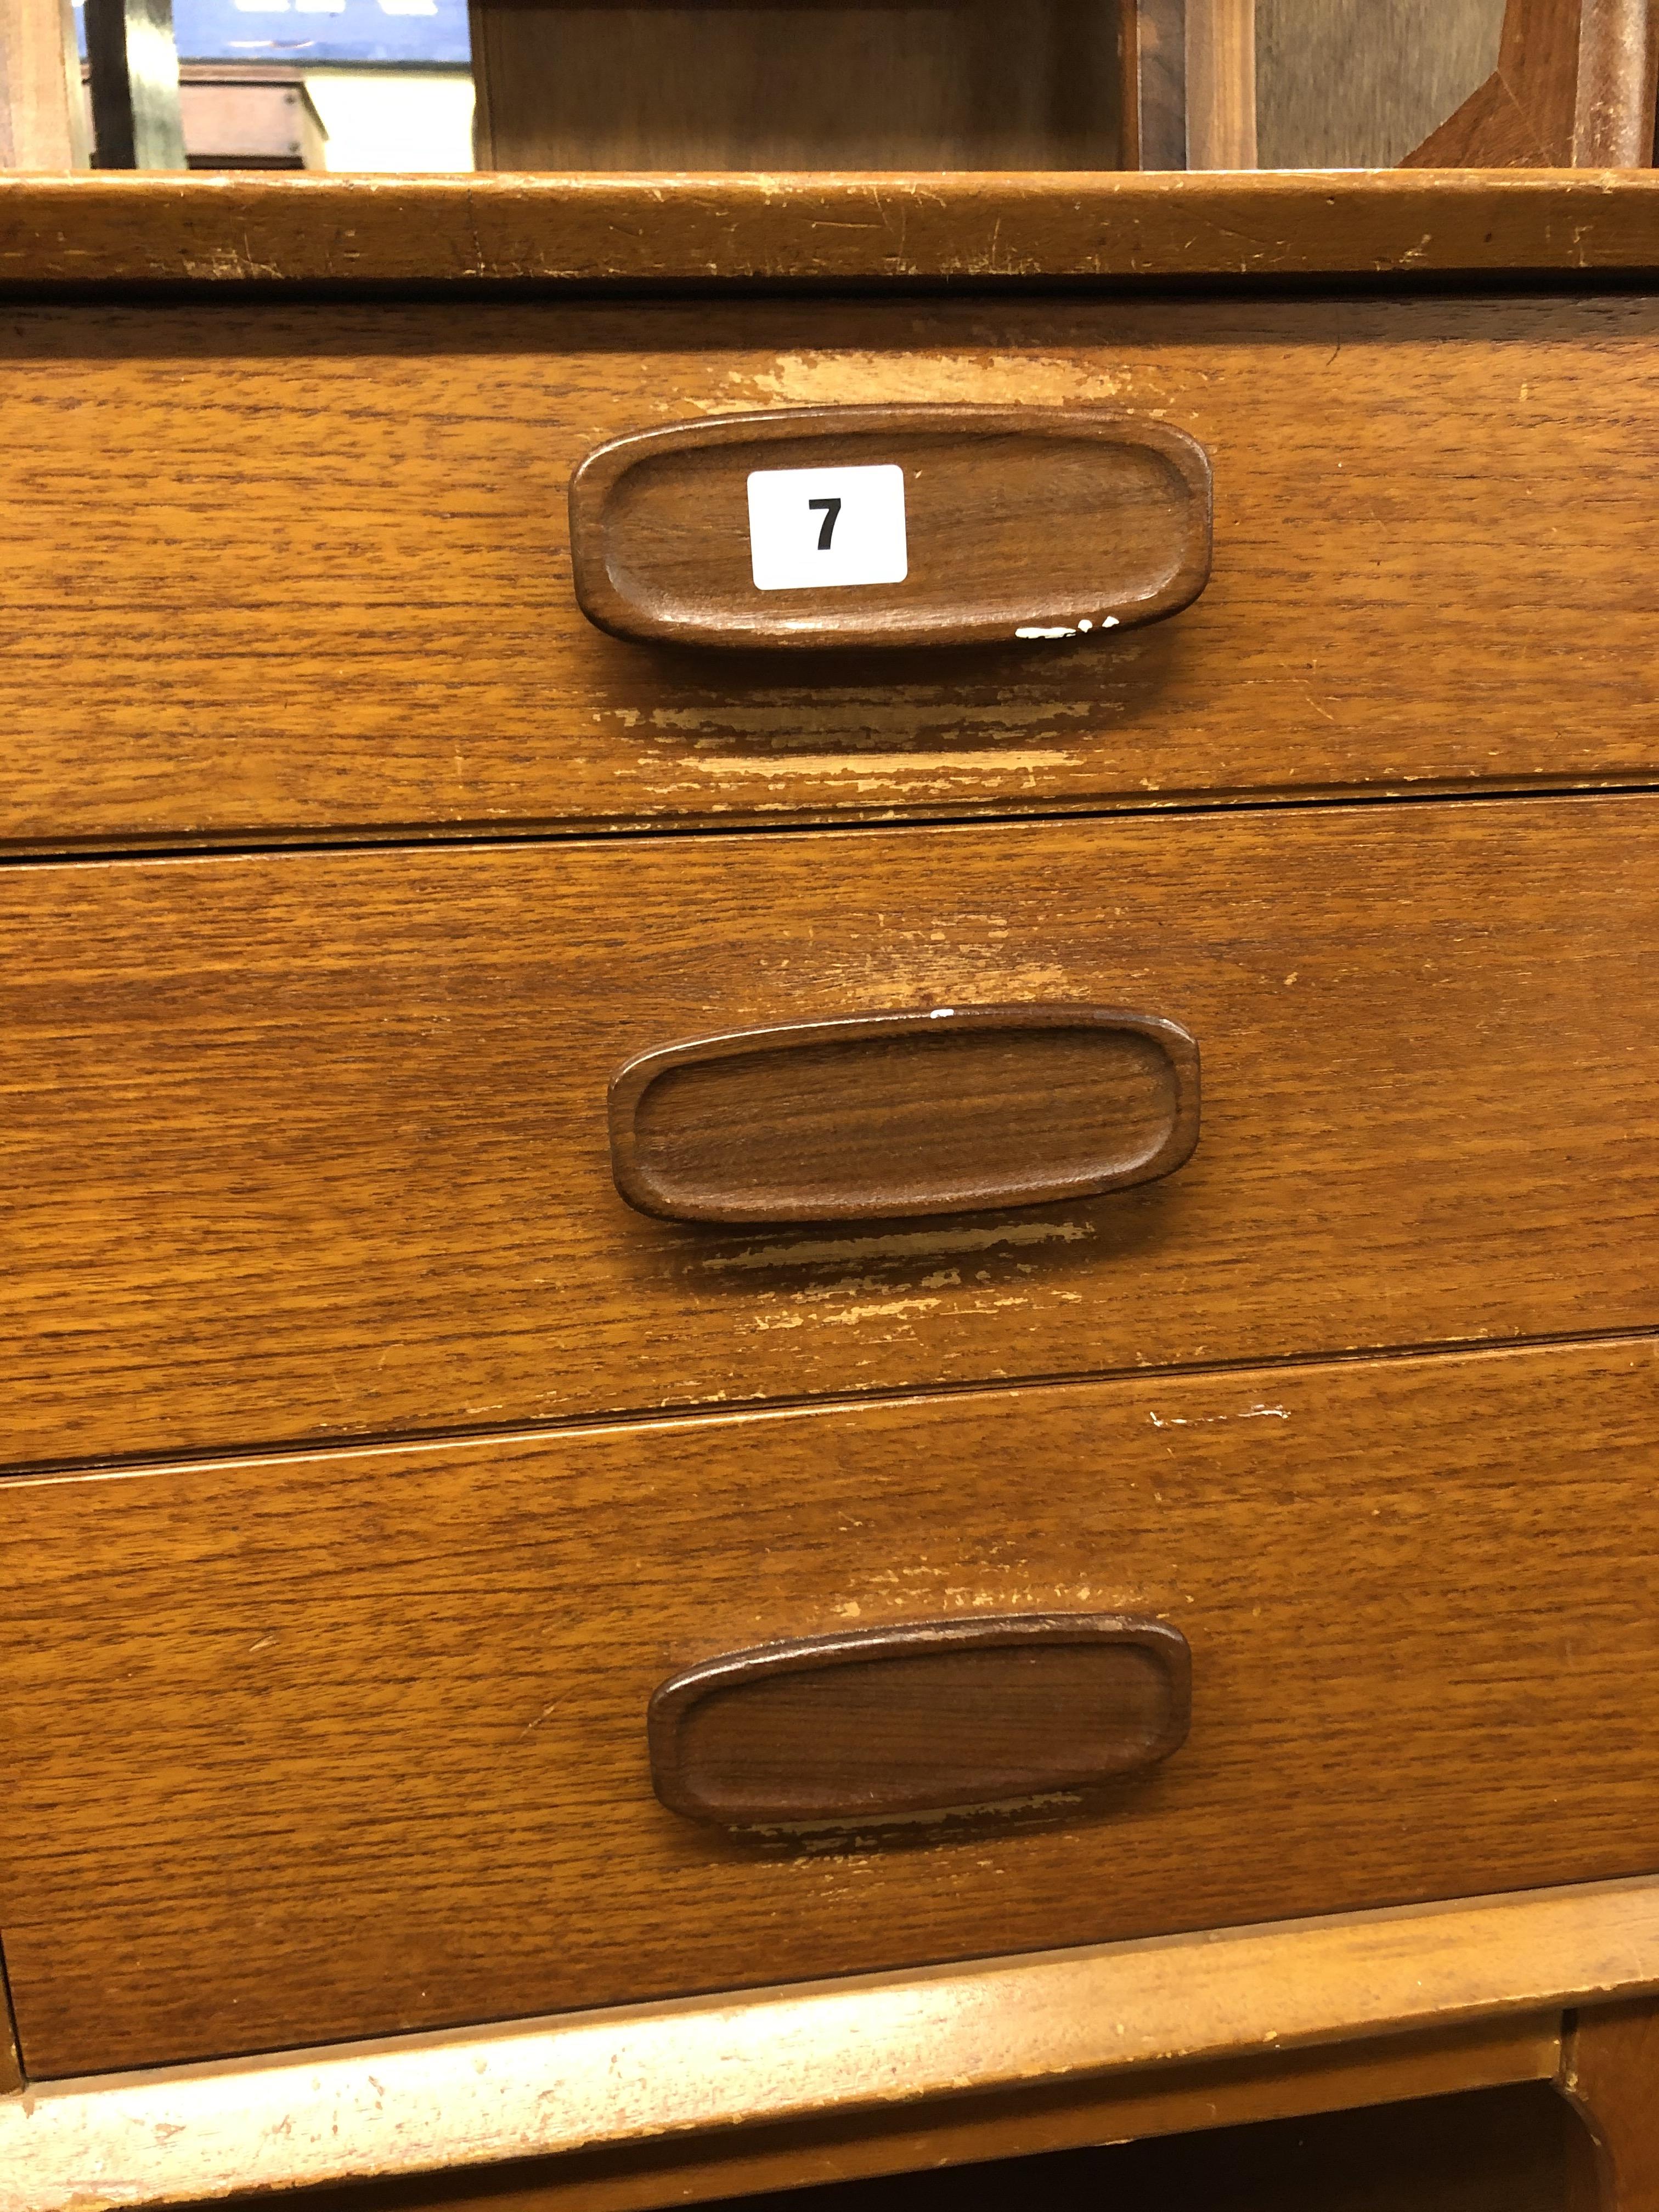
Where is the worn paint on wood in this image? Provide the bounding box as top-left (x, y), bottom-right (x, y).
top-left (3, 292), bottom-right (1658, 851)
top-left (2, 797), bottom-right (1657, 1469)
top-left (0, 1881), bottom-right (1637, 2208)
top-left (4, 1337), bottom-right (1659, 2072)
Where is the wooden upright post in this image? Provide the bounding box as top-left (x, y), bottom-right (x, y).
top-left (0, 0), bottom-right (89, 167)
top-left (83, 0), bottom-right (184, 167)
top-left (1120, 0), bottom-right (1257, 171)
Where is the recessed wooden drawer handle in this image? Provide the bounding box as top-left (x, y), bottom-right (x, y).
top-left (569, 405), bottom-right (1212, 652)
top-left (608, 1003), bottom-right (1200, 1224)
top-left (648, 1613), bottom-right (1192, 1826)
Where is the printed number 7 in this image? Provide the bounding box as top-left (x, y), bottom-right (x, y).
top-left (808, 496), bottom-right (842, 550)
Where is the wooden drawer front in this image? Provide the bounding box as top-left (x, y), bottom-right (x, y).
top-left (4, 1336), bottom-right (1656, 2076)
top-left (3, 793), bottom-right (1656, 1471)
top-left (1, 292), bottom-right (1656, 852)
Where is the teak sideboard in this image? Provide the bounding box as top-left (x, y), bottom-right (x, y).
top-left (2, 168), bottom-right (1659, 2212)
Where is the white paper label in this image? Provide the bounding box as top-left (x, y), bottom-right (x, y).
top-left (746, 463), bottom-right (908, 592)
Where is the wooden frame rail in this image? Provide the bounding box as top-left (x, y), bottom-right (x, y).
top-left (6, 1879), bottom-right (1659, 2212)
top-left (1, 171), bottom-right (1659, 286)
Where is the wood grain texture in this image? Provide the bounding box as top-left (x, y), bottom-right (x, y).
top-left (567, 407), bottom-right (1212, 654)
top-left (1119, 0), bottom-right (1188, 167)
top-left (1183, 0), bottom-right (1258, 168)
top-left (0, 1982), bottom-right (18, 2096)
top-left (4, 291), bottom-right (1659, 853)
top-left (2, 795), bottom-right (1656, 1470)
top-left (1257, 0), bottom-right (1505, 170)
top-left (0, 0), bottom-right (87, 169)
top-left (5, 1337), bottom-right (1659, 2075)
top-left (646, 1614), bottom-right (1192, 1823)
top-left (469, 0), bottom-right (1121, 172)
top-left (607, 1007), bottom-right (1200, 1225)
top-left (4, 172), bottom-right (1659, 287)
top-left (1120, 0), bottom-right (1258, 170)
top-left (0, 1879), bottom-right (1619, 2210)
top-left (1559, 1998), bottom-right (1659, 2210)
top-left (1407, 0), bottom-right (1587, 165)
top-left (1576, 0), bottom-right (1659, 163)
top-left (177, 2020), bottom-right (1561, 2212)
top-left (1404, 0), bottom-right (1659, 167)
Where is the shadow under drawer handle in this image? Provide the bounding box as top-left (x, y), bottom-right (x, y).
top-left (648, 1613), bottom-right (1193, 1826)
top-left (608, 1003), bottom-right (1200, 1224)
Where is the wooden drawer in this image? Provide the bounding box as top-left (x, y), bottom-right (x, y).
top-left (2, 291), bottom-right (1656, 853)
top-left (5, 1335), bottom-right (1657, 2076)
top-left (3, 792), bottom-right (1656, 1471)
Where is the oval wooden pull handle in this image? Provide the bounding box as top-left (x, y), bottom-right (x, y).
top-left (608, 1003), bottom-right (1199, 1224)
top-left (569, 404), bottom-right (1212, 652)
top-left (648, 1613), bottom-right (1192, 1826)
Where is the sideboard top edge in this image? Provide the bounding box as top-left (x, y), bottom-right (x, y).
top-left (1, 170), bottom-right (1657, 288)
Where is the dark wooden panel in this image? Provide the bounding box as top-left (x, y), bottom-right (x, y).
top-left (608, 1007), bottom-right (1200, 1224)
top-left (568, 408), bottom-right (1211, 653)
top-left (2, 795), bottom-right (1657, 1470)
top-left (1119, 0), bottom-right (1189, 166)
top-left (5, 1336), bottom-right (1659, 2075)
top-left (647, 1614), bottom-right (1191, 1822)
top-left (4, 293), bottom-right (1659, 851)
top-left (469, 0), bottom-right (1120, 172)
top-left (700, 2084), bottom-right (1578, 2212)
top-left (715, 2082), bottom-right (1579, 2212)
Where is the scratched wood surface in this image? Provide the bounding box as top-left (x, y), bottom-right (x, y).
top-left (3, 794), bottom-right (1657, 1472)
top-left (1, 1881), bottom-right (1615, 2206)
top-left (177, 2021), bottom-right (1559, 2212)
top-left (3, 292), bottom-right (1659, 850)
top-left (4, 1336), bottom-right (1657, 2076)
top-left (2, 172), bottom-right (1659, 286)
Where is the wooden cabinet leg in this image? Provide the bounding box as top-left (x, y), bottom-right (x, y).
top-left (1561, 1999), bottom-right (1659, 2210)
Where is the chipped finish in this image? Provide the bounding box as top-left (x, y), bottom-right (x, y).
top-left (2, 795), bottom-right (1658, 1470)
top-left (4, 291), bottom-right (1659, 851)
top-left (0, 1903), bottom-right (1602, 2212)
top-left (0, 1968), bottom-right (1582, 2212)
top-left (4, 1335), bottom-right (1659, 2073)
top-left (2, 171), bottom-right (1659, 286)
top-left (182, 2021), bottom-right (1563, 2212)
